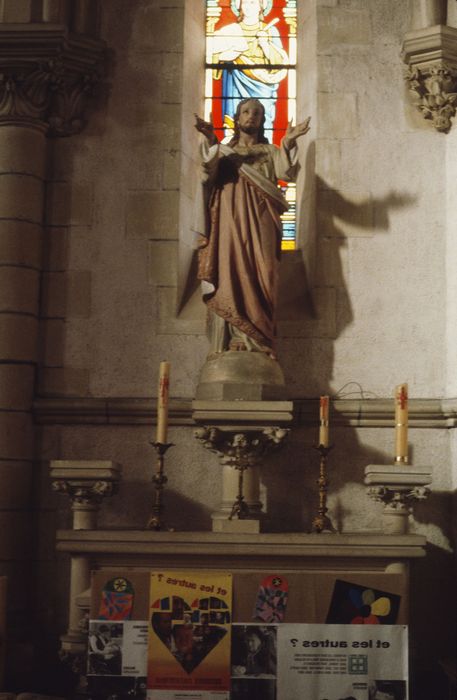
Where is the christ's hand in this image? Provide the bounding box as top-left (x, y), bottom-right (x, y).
top-left (282, 117), bottom-right (311, 149)
top-left (194, 113), bottom-right (218, 146)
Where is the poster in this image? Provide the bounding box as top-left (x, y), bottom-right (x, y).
top-left (276, 624), bottom-right (408, 700)
top-left (326, 580), bottom-right (401, 625)
top-left (147, 571), bottom-right (232, 700)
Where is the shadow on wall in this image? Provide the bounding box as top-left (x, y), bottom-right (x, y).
top-left (260, 424), bottom-right (393, 533)
top-left (99, 480), bottom-right (213, 532)
top-left (278, 175), bottom-right (417, 396)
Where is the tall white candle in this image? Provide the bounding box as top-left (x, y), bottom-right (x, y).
top-left (395, 383), bottom-right (408, 463)
top-left (156, 361), bottom-right (170, 443)
top-left (319, 395), bottom-right (330, 447)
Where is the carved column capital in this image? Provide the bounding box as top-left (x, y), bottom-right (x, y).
top-left (402, 24), bottom-right (457, 132)
top-left (365, 464), bottom-right (432, 534)
top-left (0, 27), bottom-right (105, 135)
top-left (405, 62), bottom-right (457, 132)
top-left (50, 460), bottom-right (121, 529)
top-left (366, 484), bottom-right (431, 512)
top-left (52, 478), bottom-right (116, 506)
top-left (194, 425), bottom-right (289, 469)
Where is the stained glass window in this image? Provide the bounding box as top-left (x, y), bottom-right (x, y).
top-left (205, 0), bottom-right (298, 250)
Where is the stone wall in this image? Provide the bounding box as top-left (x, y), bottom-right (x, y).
top-left (2, 0), bottom-right (452, 694)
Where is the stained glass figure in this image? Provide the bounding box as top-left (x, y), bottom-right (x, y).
top-left (206, 0), bottom-right (297, 249)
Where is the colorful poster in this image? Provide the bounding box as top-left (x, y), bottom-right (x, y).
top-left (98, 576), bottom-right (135, 620)
top-left (147, 571), bottom-right (232, 700)
top-left (326, 580), bottom-right (401, 625)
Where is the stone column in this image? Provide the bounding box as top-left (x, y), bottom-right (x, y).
top-left (0, 3), bottom-right (105, 654)
top-left (50, 461), bottom-right (121, 664)
top-left (409, 0), bottom-right (447, 29)
top-left (0, 118), bottom-right (46, 623)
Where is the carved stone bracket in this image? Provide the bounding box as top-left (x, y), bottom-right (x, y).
top-left (194, 426), bottom-right (289, 469)
top-left (402, 24), bottom-right (457, 132)
top-left (365, 464), bottom-right (432, 534)
top-left (0, 27), bottom-right (105, 136)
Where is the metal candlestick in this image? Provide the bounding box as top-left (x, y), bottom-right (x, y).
top-left (312, 444), bottom-right (336, 533)
top-left (146, 440), bottom-right (173, 530)
top-left (229, 463), bottom-right (250, 520)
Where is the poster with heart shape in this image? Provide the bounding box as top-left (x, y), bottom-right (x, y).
top-left (147, 571), bottom-right (232, 699)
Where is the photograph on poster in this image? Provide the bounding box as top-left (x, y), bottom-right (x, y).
top-left (231, 624), bottom-right (277, 678)
top-left (88, 621), bottom-right (123, 676)
top-left (150, 605), bottom-right (227, 674)
top-left (87, 620), bottom-right (148, 678)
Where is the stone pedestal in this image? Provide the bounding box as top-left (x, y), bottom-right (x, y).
top-left (365, 464), bottom-right (432, 534)
top-left (196, 351), bottom-right (287, 400)
top-left (193, 400), bottom-right (292, 532)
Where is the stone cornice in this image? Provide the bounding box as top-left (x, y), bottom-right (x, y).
top-left (32, 396), bottom-right (457, 428)
top-left (0, 24), bottom-right (105, 136)
top-left (402, 24), bottom-right (457, 68)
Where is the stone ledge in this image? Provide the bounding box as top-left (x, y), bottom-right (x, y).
top-left (55, 530), bottom-right (427, 570)
top-left (33, 396), bottom-right (457, 428)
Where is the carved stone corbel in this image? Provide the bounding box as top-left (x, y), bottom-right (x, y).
top-left (402, 24), bottom-right (457, 132)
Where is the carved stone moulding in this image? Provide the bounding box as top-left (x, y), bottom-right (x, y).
top-left (402, 24), bottom-right (457, 132)
top-left (365, 464), bottom-right (432, 535)
top-left (0, 25), bottom-right (105, 136)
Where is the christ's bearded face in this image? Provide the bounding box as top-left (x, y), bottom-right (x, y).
top-left (237, 99), bottom-right (264, 135)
